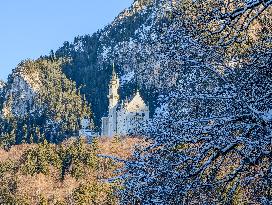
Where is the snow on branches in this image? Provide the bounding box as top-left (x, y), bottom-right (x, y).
top-left (168, 0), bottom-right (272, 46)
top-left (119, 2), bottom-right (271, 203)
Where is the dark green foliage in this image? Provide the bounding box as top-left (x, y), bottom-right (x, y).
top-left (71, 181), bottom-right (117, 205)
top-left (0, 126), bottom-right (16, 150)
top-left (55, 39), bottom-right (112, 129)
top-left (59, 138), bottom-right (98, 180)
top-left (0, 138), bottom-right (122, 204)
top-left (19, 138), bottom-right (98, 180)
top-left (21, 140), bottom-right (61, 176)
top-left (0, 59), bottom-right (92, 146)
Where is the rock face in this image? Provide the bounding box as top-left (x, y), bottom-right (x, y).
top-left (0, 80), bottom-right (5, 89)
top-left (2, 75), bottom-right (36, 118)
top-left (0, 80), bottom-right (5, 97)
top-left (0, 59), bottom-right (91, 143)
top-left (0, 80), bottom-right (6, 112)
top-left (2, 62), bottom-right (48, 119)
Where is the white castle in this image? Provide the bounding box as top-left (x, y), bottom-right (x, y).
top-left (101, 65), bottom-right (149, 137)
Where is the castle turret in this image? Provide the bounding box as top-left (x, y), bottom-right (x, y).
top-left (107, 63), bottom-right (120, 136)
top-left (108, 63), bottom-right (120, 109)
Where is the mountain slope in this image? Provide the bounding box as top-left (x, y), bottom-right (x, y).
top-left (0, 0), bottom-right (174, 145)
top-left (53, 0), bottom-right (272, 130)
top-left (0, 59), bottom-right (91, 145)
top-left (54, 0), bottom-right (173, 127)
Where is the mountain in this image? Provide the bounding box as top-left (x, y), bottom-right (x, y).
top-left (0, 59), bottom-right (91, 145)
top-left (0, 0), bottom-right (220, 134)
top-left (0, 0), bottom-right (172, 145)
top-left (53, 0), bottom-right (174, 127)
top-left (53, 0), bottom-right (232, 128)
top-left (0, 80), bottom-right (5, 98)
top-left (0, 80), bottom-right (4, 89)
top-left (1, 0), bottom-right (270, 143)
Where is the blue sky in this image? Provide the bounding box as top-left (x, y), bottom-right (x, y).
top-left (0, 0), bottom-right (133, 80)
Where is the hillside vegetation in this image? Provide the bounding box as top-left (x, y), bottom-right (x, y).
top-left (0, 0), bottom-right (271, 204)
top-left (0, 137), bottom-right (143, 205)
top-left (0, 59), bottom-right (91, 146)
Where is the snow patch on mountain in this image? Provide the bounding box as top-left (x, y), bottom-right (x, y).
top-left (101, 46), bottom-right (111, 59)
top-left (2, 75), bottom-right (37, 118)
top-left (0, 80), bottom-right (5, 89)
top-left (121, 71), bottom-right (135, 86)
top-left (74, 40), bottom-right (85, 52)
top-left (21, 70), bottom-right (41, 92)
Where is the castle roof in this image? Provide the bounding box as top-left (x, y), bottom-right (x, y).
top-left (123, 90), bottom-right (148, 112)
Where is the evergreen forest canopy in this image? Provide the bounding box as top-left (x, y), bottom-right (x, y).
top-left (0, 59), bottom-right (91, 147)
top-left (0, 0), bottom-right (271, 204)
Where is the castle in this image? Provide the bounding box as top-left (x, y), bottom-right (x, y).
top-left (101, 65), bottom-right (149, 137)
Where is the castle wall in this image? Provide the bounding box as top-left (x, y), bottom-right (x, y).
top-left (108, 106), bottom-right (118, 137)
top-left (101, 117), bottom-right (109, 136)
top-left (117, 107), bottom-right (149, 136)
top-left (101, 66), bottom-right (150, 137)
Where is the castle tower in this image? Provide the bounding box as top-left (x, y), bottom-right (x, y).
top-left (101, 63), bottom-right (150, 137)
top-left (108, 63), bottom-right (120, 109)
top-left (107, 63), bottom-right (120, 136)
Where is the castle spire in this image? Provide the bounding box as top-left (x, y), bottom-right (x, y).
top-left (113, 63), bottom-right (116, 74)
top-left (112, 62), bottom-right (115, 72)
top-left (111, 63), bottom-right (117, 80)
